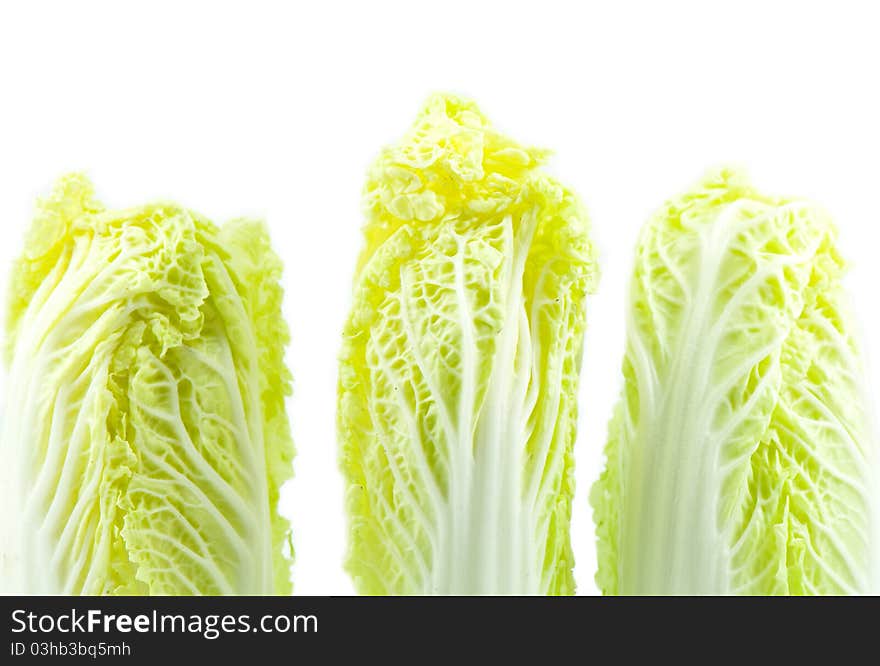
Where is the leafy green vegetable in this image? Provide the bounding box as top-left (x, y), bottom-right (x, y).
top-left (0, 175), bottom-right (294, 595)
top-left (338, 94), bottom-right (597, 594)
top-left (591, 169), bottom-right (877, 595)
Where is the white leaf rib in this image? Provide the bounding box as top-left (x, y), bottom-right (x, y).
top-left (136, 447), bottom-right (249, 564)
top-left (134, 528), bottom-right (235, 595)
top-left (371, 349), bottom-right (444, 509)
top-left (131, 358), bottom-right (255, 526)
top-left (369, 487), bottom-right (427, 591)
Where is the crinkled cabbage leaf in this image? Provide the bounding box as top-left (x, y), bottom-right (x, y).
top-left (0, 175), bottom-right (294, 595)
top-left (339, 94), bottom-right (597, 594)
top-left (591, 170), bottom-right (877, 595)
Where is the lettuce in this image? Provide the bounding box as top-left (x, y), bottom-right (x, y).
top-left (591, 169), bottom-right (877, 595)
top-left (338, 94), bottom-right (597, 594)
top-left (0, 175), bottom-right (294, 595)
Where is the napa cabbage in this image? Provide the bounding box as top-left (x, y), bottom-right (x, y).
top-left (338, 94), bottom-right (597, 595)
top-left (591, 169), bottom-right (878, 595)
top-left (0, 175), bottom-right (294, 595)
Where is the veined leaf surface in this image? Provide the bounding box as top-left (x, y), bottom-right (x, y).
top-left (339, 95), bottom-right (597, 594)
top-left (591, 170), bottom-right (878, 595)
top-left (0, 176), bottom-right (294, 595)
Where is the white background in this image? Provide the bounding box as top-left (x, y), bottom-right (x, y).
top-left (0, 1), bottom-right (878, 595)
